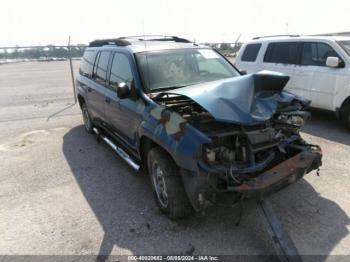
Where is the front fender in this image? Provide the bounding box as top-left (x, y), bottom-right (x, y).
top-left (138, 104), bottom-right (210, 171)
top-left (333, 75), bottom-right (350, 110)
top-left (76, 75), bottom-right (88, 97)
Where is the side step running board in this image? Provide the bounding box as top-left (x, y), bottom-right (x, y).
top-left (93, 128), bottom-right (140, 171)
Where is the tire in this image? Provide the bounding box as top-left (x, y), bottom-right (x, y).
top-left (341, 103), bottom-right (350, 130)
top-left (81, 103), bottom-right (94, 134)
top-left (147, 147), bottom-right (193, 219)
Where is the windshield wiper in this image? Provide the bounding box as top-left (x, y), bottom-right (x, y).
top-left (152, 85), bottom-right (186, 92)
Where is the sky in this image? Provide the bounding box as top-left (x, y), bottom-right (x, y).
top-left (1, 0), bottom-right (350, 46)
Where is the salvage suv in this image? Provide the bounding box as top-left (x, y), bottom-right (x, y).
top-left (77, 36), bottom-right (322, 219)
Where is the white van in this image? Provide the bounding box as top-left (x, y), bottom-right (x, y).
top-left (235, 35), bottom-right (350, 129)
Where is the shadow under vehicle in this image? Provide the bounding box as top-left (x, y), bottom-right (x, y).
top-left (62, 126), bottom-right (348, 261)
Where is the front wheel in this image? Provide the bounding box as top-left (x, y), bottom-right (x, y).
top-left (147, 147), bottom-right (193, 219)
top-left (341, 103), bottom-right (350, 130)
top-left (81, 103), bottom-right (94, 134)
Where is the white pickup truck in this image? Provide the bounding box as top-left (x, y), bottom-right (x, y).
top-left (235, 35), bottom-right (350, 129)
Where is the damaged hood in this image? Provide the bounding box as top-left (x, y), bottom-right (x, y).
top-left (165, 71), bottom-right (310, 124)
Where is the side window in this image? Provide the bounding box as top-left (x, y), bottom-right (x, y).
top-left (109, 53), bottom-right (133, 90)
top-left (264, 42), bottom-right (299, 64)
top-left (93, 52), bottom-right (100, 76)
top-left (241, 43), bottom-right (262, 62)
top-left (79, 50), bottom-right (97, 78)
top-left (301, 42), bottom-right (341, 66)
top-left (93, 51), bottom-right (111, 84)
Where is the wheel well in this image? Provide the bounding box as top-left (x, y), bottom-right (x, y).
top-left (341, 96), bottom-right (350, 109)
top-left (139, 136), bottom-right (176, 173)
top-left (339, 96), bottom-right (350, 117)
top-left (139, 136), bottom-right (157, 172)
top-left (77, 94), bottom-right (85, 109)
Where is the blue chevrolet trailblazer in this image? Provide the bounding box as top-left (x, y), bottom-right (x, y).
top-left (76, 36), bottom-right (322, 219)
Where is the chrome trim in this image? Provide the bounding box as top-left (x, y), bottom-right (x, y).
top-left (92, 128), bottom-right (140, 171)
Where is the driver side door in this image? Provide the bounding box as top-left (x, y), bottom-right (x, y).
top-left (295, 42), bottom-right (345, 110)
top-left (104, 52), bottom-right (143, 151)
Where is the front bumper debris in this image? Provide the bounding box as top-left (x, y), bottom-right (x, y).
top-left (231, 146), bottom-right (322, 198)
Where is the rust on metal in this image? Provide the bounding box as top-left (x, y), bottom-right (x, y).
top-left (150, 105), bottom-right (187, 139)
top-left (233, 148), bottom-right (322, 193)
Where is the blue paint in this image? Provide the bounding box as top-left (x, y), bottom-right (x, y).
top-left (165, 71), bottom-right (310, 125)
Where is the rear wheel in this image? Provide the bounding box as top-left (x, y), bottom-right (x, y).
top-left (147, 147), bottom-right (193, 219)
top-left (81, 103), bottom-right (94, 134)
top-left (341, 103), bottom-right (350, 130)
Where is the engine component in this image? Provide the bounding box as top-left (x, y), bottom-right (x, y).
top-left (206, 146), bottom-right (236, 163)
top-left (276, 114), bottom-right (304, 127)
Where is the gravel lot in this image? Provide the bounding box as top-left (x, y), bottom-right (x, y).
top-left (0, 62), bottom-right (349, 259)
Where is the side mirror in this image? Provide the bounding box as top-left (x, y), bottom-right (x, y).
top-left (117, 82), bottom-right (131, 99)
top-left (240, 70), bottom-right (247, 75)
top-left (326, 57), bottom-right (340, 68)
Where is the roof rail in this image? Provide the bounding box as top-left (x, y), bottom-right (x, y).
top-left (252, 34), bottom-right (300, 40)
top-left (89, 39), bottom-right (131, 47)
top-left (120, 35), bottom-right (192, 43)
top-left (89, 35), bottom-right (193, 48)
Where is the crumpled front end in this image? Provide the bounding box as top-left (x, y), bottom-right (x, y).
top-left (197, 109), bottom-right (322, 189)
top-left (150, 72), bottom-right (322, 211)
top-left (182, 110), bottom-right (322, 210)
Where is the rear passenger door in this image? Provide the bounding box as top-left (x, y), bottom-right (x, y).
top-left (262, 42), bottom-right (302, 94)
top-left (104, 52), bottom-right (142, 150)
top-left (89, 51), bottom-right (111, 123)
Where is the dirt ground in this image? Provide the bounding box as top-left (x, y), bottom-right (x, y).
top-left (0, 62), bottom-right (349, 259)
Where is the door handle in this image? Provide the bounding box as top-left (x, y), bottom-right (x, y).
top-left (87, 87), bottom-right (92, 92)
top-left (105, 97), bottom-right (111, 104)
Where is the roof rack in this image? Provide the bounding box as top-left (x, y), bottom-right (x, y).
top-left (120, 35), bottom-right (192, 43)
top-left (89, 35), bottom-right (192, 47)
top-left (89, 38), bottom-right (131, 47)
top-left (252, 34), bottom-right (300, 40)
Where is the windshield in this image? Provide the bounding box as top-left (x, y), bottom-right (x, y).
top-left (338, 41), bottom-right (350, 56)
top-left (136, 48), bottom-right (240, 92)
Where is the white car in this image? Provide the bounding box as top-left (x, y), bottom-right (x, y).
top-left (235, 35), bottom-right (350, 129)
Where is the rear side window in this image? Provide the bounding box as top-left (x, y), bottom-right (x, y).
top-left (109, 53), bottom-right (133, 89)
top-left (79, 50), bottom-right (97, 77)
top-left (301, 42), bottom-right (341, 66)
top-left (93, 51), bottom-right (111, 84)
top-left (264, 42), bottom-right (299, 64)
top-left (241, 43), bottom-right (261, 62)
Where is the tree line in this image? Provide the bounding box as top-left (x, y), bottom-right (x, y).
top-left (205, 42), bottom-right (242, 55)
top-left (0, 45), bottom-right (87, 59)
